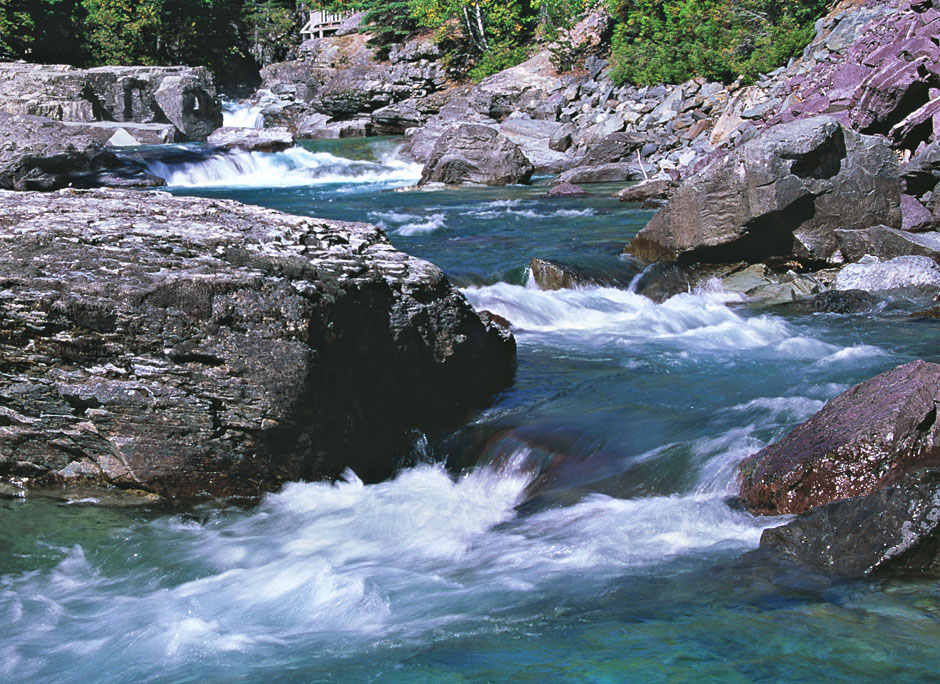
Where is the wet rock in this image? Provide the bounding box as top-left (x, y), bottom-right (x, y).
top-left (528, 256), bottom-right (642, 290)
top-left (419, 124), bottom-right (534, 186)
top-left (0, 113), bottom-right (164, 191)
top-left (631, 261), bottom-right (694, 302)
top-left (739, 360), bottom-right (940, 515)
top-left (545, 182), bottom-right (588, 197)
top-left (627, 117), bottom-right (901, 264)
top-left (833, 254), bottom-right (940, 291)
top-left (617, 179), bottom-right (673, 202)
top-left (835, 225), bottom-right (940, 263)
top-left (207, 127), bottom-right (294, 152)
top-left (810, 289), bottom-right (879, 313)
top-left (0, 189), bottom-right (516, 498)
top-left (761, 469), bottom-right (940, 577)
top-left (910, 304), bottom-right (940, 319)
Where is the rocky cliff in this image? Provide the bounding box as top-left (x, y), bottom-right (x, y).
top-left (0, 189), bottom-right (515, 498)
top-left (0, 63), bottom-right (223, 142)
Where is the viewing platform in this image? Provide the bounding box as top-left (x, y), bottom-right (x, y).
top-left (300, 10), bottom-right (353, 39)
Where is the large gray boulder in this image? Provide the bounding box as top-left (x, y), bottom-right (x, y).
top-left (0, 189), bottom-right (516, 499)
top-left (0, 63), bottom-right (222, 141)
top-left (419, 124), bottom-right (534, 186)
top-left (739, 360), bottom-right (940, 516)
top-left (627, 116), bottom-right (901, 264)
top-left (0, 113), bottom-right (163, 190)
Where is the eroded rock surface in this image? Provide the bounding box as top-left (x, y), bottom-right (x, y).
top-left (0, 63), bottom-right (222, 141)
top-left (0, 189), bottom-right (515, 498)
top-left (627, 116), bottom-right (900, 264)
top-left (739, 360), bottom-right (940, 515)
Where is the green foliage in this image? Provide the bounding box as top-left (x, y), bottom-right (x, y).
top-left (468, 42), bottom-right (530, 81)
top-left (607, 0), bottom-right (828, 86)
top-left (0, 0), bottom-right (85, 63)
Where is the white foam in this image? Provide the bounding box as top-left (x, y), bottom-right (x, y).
top-left (0, 461), bottom-right (773, 680)
top-left (462, 283), bottom-right (837, 357)
top-left (396, 213), bottom-right (447, 236)
top-left (145, 147), bottom-right (422, 189)
top-left (221, 99), bottom-right (265, 129)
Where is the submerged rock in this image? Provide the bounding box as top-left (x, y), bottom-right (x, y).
top-left (528, 256), bottom-right (642, 291)
top-left (627, 116), bottom-right (901, 264)
top-left (545, 182), bottom-right (588, 197)
top-left (0, 189), bottom-right (515, 498)
top-left (809, 289), bottom-right (879, 314)
top-left (739, 360), bottom-right (940, 516)
top-left (419, 124), bottom-right (534, 186)
top-left (761, 469), bottom-right (940, 577)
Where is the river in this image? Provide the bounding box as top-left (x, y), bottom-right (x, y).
top-left (1, 137), bottom-right (938, 683)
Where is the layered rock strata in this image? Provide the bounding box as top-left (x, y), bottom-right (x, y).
top-left (0, 189), bottom-right (515, 498)
top-left (0, 62), bottom-right (222, 141)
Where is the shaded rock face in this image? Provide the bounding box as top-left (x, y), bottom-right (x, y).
top-left (0, 63), bottom-right (222, 141)
top-left (627, 116), bottom-right (901, 264)
top-left (834, 225), bottom-right (940, 263)
top-left (739, 360), bottom-right (940, 515)
top-left (761, 469), bottom-right (940, 577)
top-left (0, 189), bottom-right (515, 498)
top-left (419, 124), bottom-right (534, 186)
top-left (0, 113), bottom-right (164, 190)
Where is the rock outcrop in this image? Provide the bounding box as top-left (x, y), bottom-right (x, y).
top-left (0, 63), bottom-right (222, 141)
top-left (739, 360), bottom-right (940, 516)
top-left (0, 113), bottom-right (164, 190)
top-left (0, 189), bottom-right (515, 498)
top-left (419, 124), bottom-right (534, 186)
top-left (257, 31), bottom-right (447, 135)
top-left (626, 116), bottom-right (901, 264)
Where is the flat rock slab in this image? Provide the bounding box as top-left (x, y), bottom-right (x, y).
top-left (739, 360), bottom-right (940, 515)
top-left (0, 189), bottom-right (515, 498)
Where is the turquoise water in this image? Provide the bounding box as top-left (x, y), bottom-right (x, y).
top-left (1, 140), bottom-right (938, 683)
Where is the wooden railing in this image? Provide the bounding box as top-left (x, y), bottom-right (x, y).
top-left (301, 10), bottom-right (353, 39)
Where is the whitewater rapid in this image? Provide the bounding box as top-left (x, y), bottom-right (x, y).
top-left (142, 146), bottom-right (423, 188)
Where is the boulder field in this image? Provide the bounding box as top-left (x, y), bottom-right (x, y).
top-left (0, 189), bottom-right (515, 499)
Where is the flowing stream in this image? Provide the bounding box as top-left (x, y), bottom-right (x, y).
top-left (2, 139), bottom-right (938, 683)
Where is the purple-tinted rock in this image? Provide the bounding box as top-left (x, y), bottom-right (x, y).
top-left (545, 182), bottom-right (588, 197)
top-left (890, 96), bottom-right (940, 148)
top-left (852, 57), bottom-right (938, 135)
top-left (902, 193), bottom-right (936, 231)
top-left (739, 360), bottom-right (940, 515)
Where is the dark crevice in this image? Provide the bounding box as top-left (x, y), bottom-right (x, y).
top-left (788, 127), bottom-right (846, 180)
top-left (863, 79), bottom-right (933, 136)
top-left (916, 405), bottom-right (937, 435)
top-left (61, 394), bottom-right (102, 417)
top-left (169, 353), bottom-right (225, 367)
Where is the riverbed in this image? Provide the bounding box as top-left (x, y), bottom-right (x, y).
top-left (1, 138), bottom-right (938, 683)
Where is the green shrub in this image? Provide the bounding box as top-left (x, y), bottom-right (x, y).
top-left (607, 0), bottom-right (828, 86)
top-left (468, 43), bottom-right (530, 81)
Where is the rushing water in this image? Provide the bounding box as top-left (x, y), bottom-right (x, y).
top-left (2, 140), bottom-right (938, 683)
